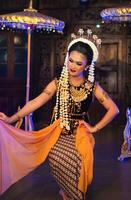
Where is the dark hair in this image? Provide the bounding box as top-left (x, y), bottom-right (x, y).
top-left (68, 41), bottom-right (93, 65)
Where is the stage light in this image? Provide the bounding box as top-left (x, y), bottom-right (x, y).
top-left (79, 0), bottom-right (89, 6)
top-left (96, 24), bottom-right (101, 28)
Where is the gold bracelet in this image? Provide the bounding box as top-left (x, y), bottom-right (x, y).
top-left (94, 124), bottom-right (100, 132)
top-left (98, 92), bottom-right (109, 104)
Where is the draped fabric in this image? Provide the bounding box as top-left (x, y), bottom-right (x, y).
top-left (0, 119), bottom-right (95, 195)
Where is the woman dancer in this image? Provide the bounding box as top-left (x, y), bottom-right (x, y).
top-left (0, 29), bottom-right (119, 200)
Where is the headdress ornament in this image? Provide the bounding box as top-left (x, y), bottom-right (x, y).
top-left (68, 28), bottom-right (101, 63)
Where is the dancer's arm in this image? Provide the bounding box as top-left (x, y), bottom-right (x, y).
top-left (79, 83), bottom-right (119, 133)
top-left (0, 80), bottom-right (57, 124)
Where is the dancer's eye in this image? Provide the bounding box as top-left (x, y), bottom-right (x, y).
top-left (69, 58), bottom-right (73, 63)
top-left (76, 62), bottom-right (82, 66)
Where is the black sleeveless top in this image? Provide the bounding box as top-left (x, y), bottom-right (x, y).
top-left (54, 67), bottom-right (95, 133)
top-left (68, 79), bottom-right (95, 123)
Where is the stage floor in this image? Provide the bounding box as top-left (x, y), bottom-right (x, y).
top-left (1, 125), bottom-right (131, 200)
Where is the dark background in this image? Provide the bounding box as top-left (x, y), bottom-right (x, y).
top-left (0, 0), bottom-right (130, 129)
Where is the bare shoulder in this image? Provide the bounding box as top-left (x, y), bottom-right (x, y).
top-left (94, 82), bottom-right (119, 112)
top-left (46, 79), bottom-right (57, 89)
top-left (94, 82), bottom-right (106, 94)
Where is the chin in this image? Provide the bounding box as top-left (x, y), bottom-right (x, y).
top-left (69, 72), bottom-right (78, 77)
top-left (69, 72), bottom-right (83, 77)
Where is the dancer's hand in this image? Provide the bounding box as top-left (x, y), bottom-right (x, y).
top-left (79, 120), bottom-right (97, 133)
top-left (0, 112), bottom-right (11, 124)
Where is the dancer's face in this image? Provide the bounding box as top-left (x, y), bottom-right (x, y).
top-left (67, 50), bottom-right (88, 77)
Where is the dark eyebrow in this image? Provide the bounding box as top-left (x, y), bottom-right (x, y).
top-left (76, 61), bottom-right (83, 64)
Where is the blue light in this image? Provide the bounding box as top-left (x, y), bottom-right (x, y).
top-left (79, 0), bottom-right (89, 5)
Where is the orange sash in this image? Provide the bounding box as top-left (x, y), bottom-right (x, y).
top-left (0, 119), bottom-right (94, 195)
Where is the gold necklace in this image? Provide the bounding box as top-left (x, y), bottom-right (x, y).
top-left (70, 83), bottom-right (87, 102)
top-left (70, 80), bottom-right (93, 102)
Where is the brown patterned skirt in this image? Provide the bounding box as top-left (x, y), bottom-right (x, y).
top-left (48, 132), bottom-right (83, 200)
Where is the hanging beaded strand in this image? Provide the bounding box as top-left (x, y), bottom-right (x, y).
top-left (88, 61), bottom-right (95, 83)
top-left (55, 57), bottom-right (70, 130)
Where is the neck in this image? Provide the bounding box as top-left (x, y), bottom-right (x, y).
top-left (69, 74), bottom-right (85, 86)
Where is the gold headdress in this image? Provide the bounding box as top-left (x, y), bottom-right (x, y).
top-left (55, 29), bottom-right (101, 130)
